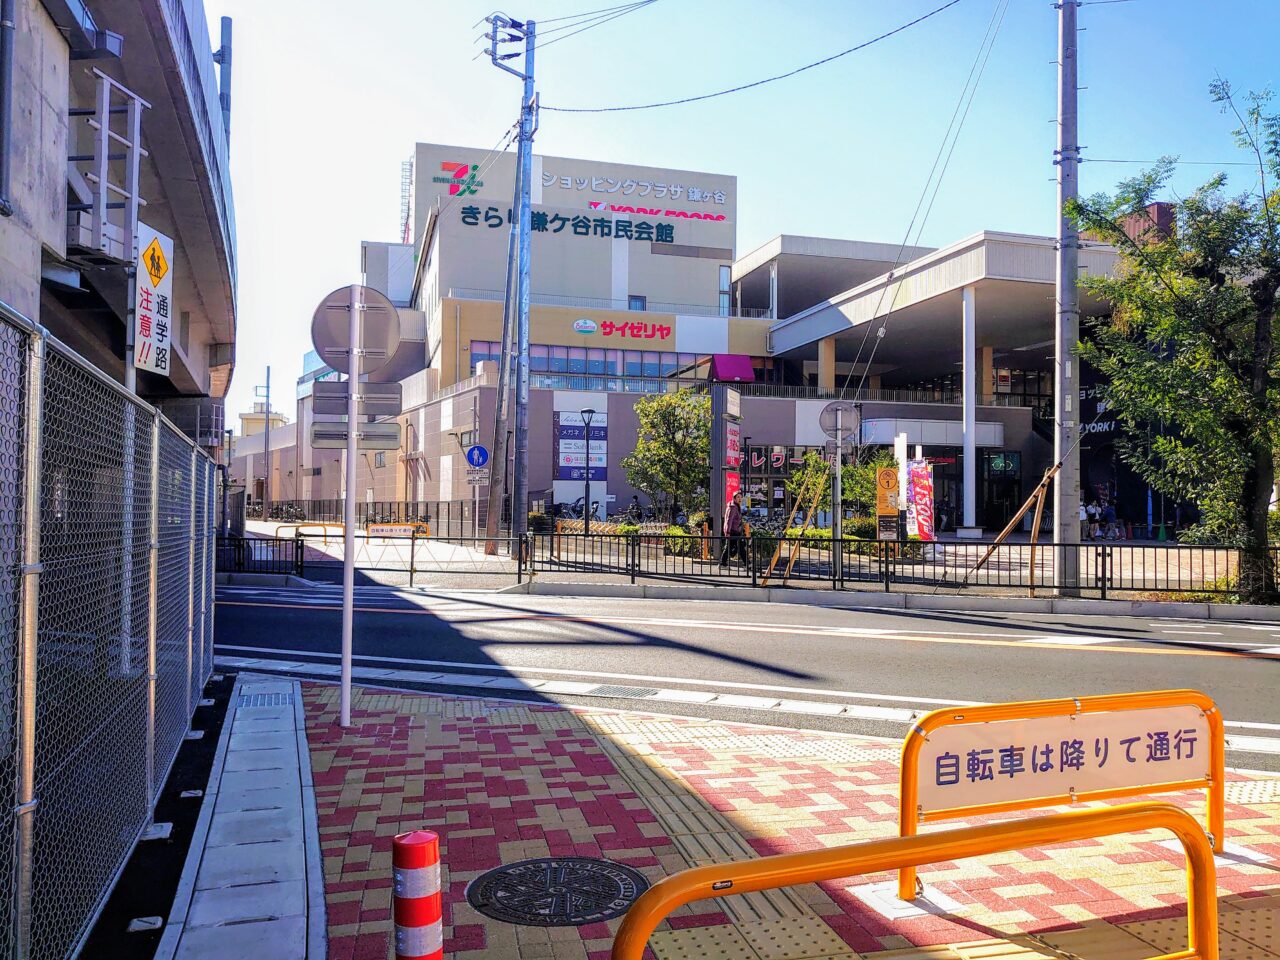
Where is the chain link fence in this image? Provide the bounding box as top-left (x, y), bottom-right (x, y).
top-left (0, 301), bottom-right (217, 960)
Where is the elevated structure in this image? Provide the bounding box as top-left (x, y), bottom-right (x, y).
top-left (2, 0), bottom-right (237, 453)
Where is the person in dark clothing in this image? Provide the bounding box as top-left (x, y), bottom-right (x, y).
top-left (720, 492), bottom-right (748, 565)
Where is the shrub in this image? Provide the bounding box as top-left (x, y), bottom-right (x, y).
top-left (846, 516), bottom-right (877, 540)
top-left (527, 512), bottom-right (552, 533)
top-left (664, 525), bottom-right (699, 556)
top-left (687, 510), bottom-right (710, 533)
top-left (616, 523), bottom-right (640, 536)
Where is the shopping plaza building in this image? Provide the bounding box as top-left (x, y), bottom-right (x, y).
top-left (234, 140), bottom-right (1160, 535)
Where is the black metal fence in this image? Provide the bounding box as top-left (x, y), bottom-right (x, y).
top-left (217, 527), bottom-right (1278, 601)
top-left (528, 532), bottom-right (1278, 599)
top-left (216, 536), bottom-right (303, 576)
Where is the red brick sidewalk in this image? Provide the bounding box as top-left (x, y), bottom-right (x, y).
top-left (303, 682), bottom-right (1280, 960)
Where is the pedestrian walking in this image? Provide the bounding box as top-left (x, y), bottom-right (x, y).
top-left (719, 492), bottom-right (748, 566)
top-left (1079, 502), bottom-right (1089, 541)
top-left (1102, 501), bottom-right (1119, 540)
top-left (1087, 501), bottom-right (1101, 541)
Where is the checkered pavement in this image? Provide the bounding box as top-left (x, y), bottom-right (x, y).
top-left (302, 683), bottom-right (1280, 960)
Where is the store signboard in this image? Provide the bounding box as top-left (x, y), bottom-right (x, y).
top-left (553, 411), bottom-right (607, 481)
top-left (725, 421), bottom-right (742, 467)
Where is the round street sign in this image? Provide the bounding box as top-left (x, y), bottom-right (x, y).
top-left (466, 445), bottom-right (490, 468)
top-left (819, 400), bottom-right (859, 446)
top-left (310, 284), bottom-right (401, 376)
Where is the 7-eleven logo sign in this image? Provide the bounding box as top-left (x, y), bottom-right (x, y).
top-left (436, 161), bottom-right (482, 196)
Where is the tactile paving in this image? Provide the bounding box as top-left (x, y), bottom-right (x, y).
top-left (649, 922), bottom-right (757, 959)
top-left (1033, 924), bottom-right (1160, 960)
top-left (863, 946), bottom-right (961, 960)
top-left (1120, 917), bottom-right (1269, 960)
top-left (1226, 779), bottom-right (1280, 805)
top-left (949, 938), bottom-right (1061, 960)
top-left (1223, 908), bottom-right (1280, 955)
top-left (738, 916), bottom-right (858, 959)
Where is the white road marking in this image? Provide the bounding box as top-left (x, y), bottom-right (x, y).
top-left (1224, 735), bottom-right (1280, 755)
top-left (1023, 635), bottom-right (1130, 646)
top-left (213, 643), bottom-right (976, 707)
top-left (214, 652), bottom-right (1280, 754)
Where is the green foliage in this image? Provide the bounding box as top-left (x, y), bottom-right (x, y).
top-left (621, 392), bottom-right (711, 522)
top-left (687, 510), bottom-right (710, 532)
top-left (784, 449), bottom-right (898, 517)
top-left (527, 512), bottom-right (552, 533)
top-left (615, 523), bottom-right (640, 536)
top-left (1270, 510), bottom-right (1280, 543)
top-left (845, 516), bottom-right (878, 540)
top-left (662, 525), bottom-right (698, 556)
top-left (1066, 82), bottom-right (1280, 601)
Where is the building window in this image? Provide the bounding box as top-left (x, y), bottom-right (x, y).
top-left (628, 295), bottom-right (647, 311)
top-left (374, 452), bottom-right (386, 468)
top-left (719, 265), bottom-right (731, 317)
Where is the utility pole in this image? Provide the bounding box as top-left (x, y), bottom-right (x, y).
top-left (484, 13), bottom-right (537, 549)
top-left (484, 131), bottom-right (524, 549)
top-left (255, 367), bottom-right (273, 521)
top-left (1053, 0), bottom-right (1081, 593)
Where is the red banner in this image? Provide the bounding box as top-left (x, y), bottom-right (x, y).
top-left (908, 460), bottom-right (935, 542)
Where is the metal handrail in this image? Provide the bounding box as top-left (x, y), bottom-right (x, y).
top-left (610, 802), bottom-right (1217, 960)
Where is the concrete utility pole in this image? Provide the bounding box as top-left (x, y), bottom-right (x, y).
top-left (484, 13), bottom-right (537, 548)
top-left (485, 137), bottom-right (524, 547)
top-left (1053, 0), bottom-right (1081, 592)
top-left (258, 366), bottom-right (272, 521)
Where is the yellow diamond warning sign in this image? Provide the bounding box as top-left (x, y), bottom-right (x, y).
top-left (142, 236), bottom-right (169, 287)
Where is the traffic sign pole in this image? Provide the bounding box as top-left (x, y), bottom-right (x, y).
top-left (340, 284), bottom-right (361, 728)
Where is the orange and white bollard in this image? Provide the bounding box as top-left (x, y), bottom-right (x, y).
top-left (392, 830), bottom-right (442, 960)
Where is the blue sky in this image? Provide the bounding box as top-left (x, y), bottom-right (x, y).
top-left (205, 0), bottom-right (1279, 423)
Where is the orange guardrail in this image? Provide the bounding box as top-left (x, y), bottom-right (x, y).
top-left (610, 802), bottom-right (1216, 960)
top-left (897, 689), bottom-right (1224, 900)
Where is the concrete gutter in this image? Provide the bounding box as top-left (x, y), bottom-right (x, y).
top-left (216, 572), bottom-right (319, 588)
top-left (502, 580), bottom-right (1280, 623)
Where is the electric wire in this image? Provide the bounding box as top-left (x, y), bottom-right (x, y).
top-left (535, 1), bottom-right (651, 24)
top-left (431, 121), bottom-right (521, 231)
top-left (1087, 157), bottom-right (1254, 167)
top-left (836, 0), bottom-right (1010, 412)
top-left (535, 2), bottom-right (655, 50)
top-left (541, 0), bottom-right (963, 111)
top-left (536, 1), bottom-right (652, 35)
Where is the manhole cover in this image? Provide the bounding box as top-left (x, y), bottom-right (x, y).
top-left (466, 857), bottom-right (649, 926)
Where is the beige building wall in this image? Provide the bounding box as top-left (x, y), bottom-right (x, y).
top-left (0, 1), bottom-right (69, 321)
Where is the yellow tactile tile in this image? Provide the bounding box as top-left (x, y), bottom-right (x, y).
top-left (948, 938), bottom-right (1061, 960)
top-left (1222, 908), bottom-right (1280, 956)
top-left (737, 917), bottom-right (858, 959)
top-left (1033, 923), bottom-right (1163, 960)
top-left (864, 946), bottom-right (962, 960)
top-left (649, 923), bottom-right (758, 959)
top-left (1120, 916), bottom-right (1273, 960)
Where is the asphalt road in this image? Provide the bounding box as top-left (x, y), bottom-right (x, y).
top-left (214, 583), bottom-right (1280, 769)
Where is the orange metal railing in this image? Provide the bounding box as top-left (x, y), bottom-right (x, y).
top-left (897, 689), bottom-right (1224, 899)
top-left (610, 802), bottom-right (1217, 960)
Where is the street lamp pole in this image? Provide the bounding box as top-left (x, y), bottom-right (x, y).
top-left (581, 408), bottom-right (595, 536)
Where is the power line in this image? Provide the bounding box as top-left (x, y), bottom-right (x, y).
top-left (536, 0), bottom-right (651, 34)
top-left (542, 0), bottom-right (964, 112)
top-left (1087, 157), bottom-right (1255, 167)
top-left (535, 1), bottom-right (649, 24)
top-left (837, 0), bottom-right (1009, 408)
top-left (432, 121), bottom-right (521, 229)
top-left (536, 1), bottom-right (656, 49)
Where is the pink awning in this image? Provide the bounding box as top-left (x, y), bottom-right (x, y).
top-left (710, 354), bottom-right (755, 383)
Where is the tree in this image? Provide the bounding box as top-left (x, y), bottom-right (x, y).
top-left (1067, 82), bottom-right (1279, 602)
top-left (784, 449), bottom-right (897, 520)
top-left (621, 391), bottom-right (711, 522)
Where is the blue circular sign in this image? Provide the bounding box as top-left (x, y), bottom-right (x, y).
top-left (466, 445), bottom-right (489, 468)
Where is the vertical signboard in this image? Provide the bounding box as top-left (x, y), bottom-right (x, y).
top-left (553, 411), bottom-right (608, 481)
top-left (134, 223), bottom-right (174, 375)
